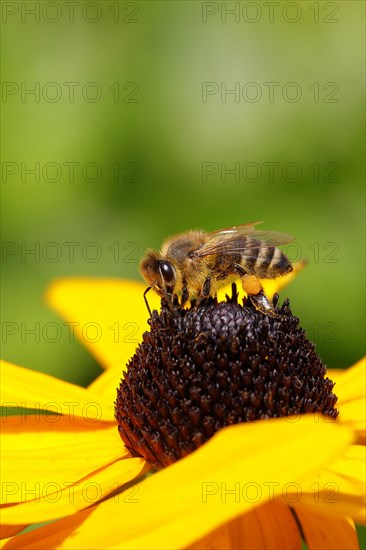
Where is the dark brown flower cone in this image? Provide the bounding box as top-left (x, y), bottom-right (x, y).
top-left (115, 287), bottom-right (338, 469)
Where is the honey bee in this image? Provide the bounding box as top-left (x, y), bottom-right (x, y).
top-left (140, 222), bottom-right (294, 317)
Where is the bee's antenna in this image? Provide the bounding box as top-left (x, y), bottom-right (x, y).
top-left (143, 286), bottom-right (152, 318)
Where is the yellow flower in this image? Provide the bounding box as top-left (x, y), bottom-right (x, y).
top-left (0, 271), bottom-right (365, 549)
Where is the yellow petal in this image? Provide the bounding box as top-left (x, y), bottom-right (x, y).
top-left (326, 368), bottom-right (346, 387)
top-left (330, 359), bottom-right (366, 443)
top-left (1, 457), bottom-right (149, 524)
top-left (262, 259), bottom-right (307, 296)
top-left (297, 445), bottom-right (366, 524)
top-left (0, 510), bottom-right (93, 549)
top-left (327, 445), bottom-right (366, 490)
top-left (338, 398), bottom-right (366, 444)
top-left (2, 415), bottom-right (353, 550)
top-left (88, 365), bottom-right (123, 403)
top-left (1, 414), bottom-right (118, 451)
top-left (335, 358), bottom-right (366, 404)
top-left (1, 420), bottom-right (126, 504)
top-left (217, 259), bottom-right (306, 302)
top-left (0, 523), bottom-right (28, 540)
top-left (46, 278), bottom-right (160, 370)
top-left (293, 508), bottom-right (359, 550)
top-left (0, 361), bottom-right (114, 422)
top-left (187, 501), bottom-right (302, 550)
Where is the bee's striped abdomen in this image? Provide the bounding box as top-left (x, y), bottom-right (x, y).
top-left (261, 246), bottom-right (292, 278)
top-left (240, 238), bottom-right (261, 275)
top-left (242, 240), bottom-right (292, 279)
top-left (253, 245), bottom-right (276, 278)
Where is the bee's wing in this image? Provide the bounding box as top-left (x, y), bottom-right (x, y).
top-left (192, 223), bottom-right (294, 258)
top-left (205, 221), bottom-right (263, 237)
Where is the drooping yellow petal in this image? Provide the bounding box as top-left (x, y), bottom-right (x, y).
top-left (217, 259), bottom-right (306, 302)
top-left (1, 416), bottom-right (353, 550)
top-left (46, 278), bottom-right (160, 370)
top-left (0, 361), bottom-right (114, 422)
top-left (1, 457), bottom-right (149, 525)
top-left (188, 501), bottom-right (302, 550)
top-left (1, 419), bottom-right (126, 504)
top-left (294, 508), bottom-right (359, 550)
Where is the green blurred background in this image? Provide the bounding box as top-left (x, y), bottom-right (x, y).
top-left (1, 0), bottom-right (365, 387)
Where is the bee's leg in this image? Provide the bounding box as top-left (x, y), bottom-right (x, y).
top-left (151, 284), bottom-right (177, 315)
top-left (161, 289), bottom-right (177, 314)
top-left (144, 285), bottom-right (175, 316)
top-left (195, 277), bottom-right (211, 307)
top-left (240, 273), bottom-right (279, 318)
top-left (143, 286), bottom-right (153, 317)
top-left (202, 277), bottom-right (211, 298)
top-left (181, 285), bottom-right (189, 307)
top-left (249, 292), bottom-right (279, 317)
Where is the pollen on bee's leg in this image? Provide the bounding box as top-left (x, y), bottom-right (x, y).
top-left (241, 274), bottom-right (262, 295)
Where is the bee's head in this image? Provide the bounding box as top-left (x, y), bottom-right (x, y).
top-left (139, 250), bottom-right (176, 296)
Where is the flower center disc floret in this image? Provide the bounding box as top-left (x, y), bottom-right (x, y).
top-left (115, 287), bottom-right (338, 469)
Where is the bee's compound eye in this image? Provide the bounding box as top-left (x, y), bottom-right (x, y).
top-left (159, 261), bottom-right (175, 284)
